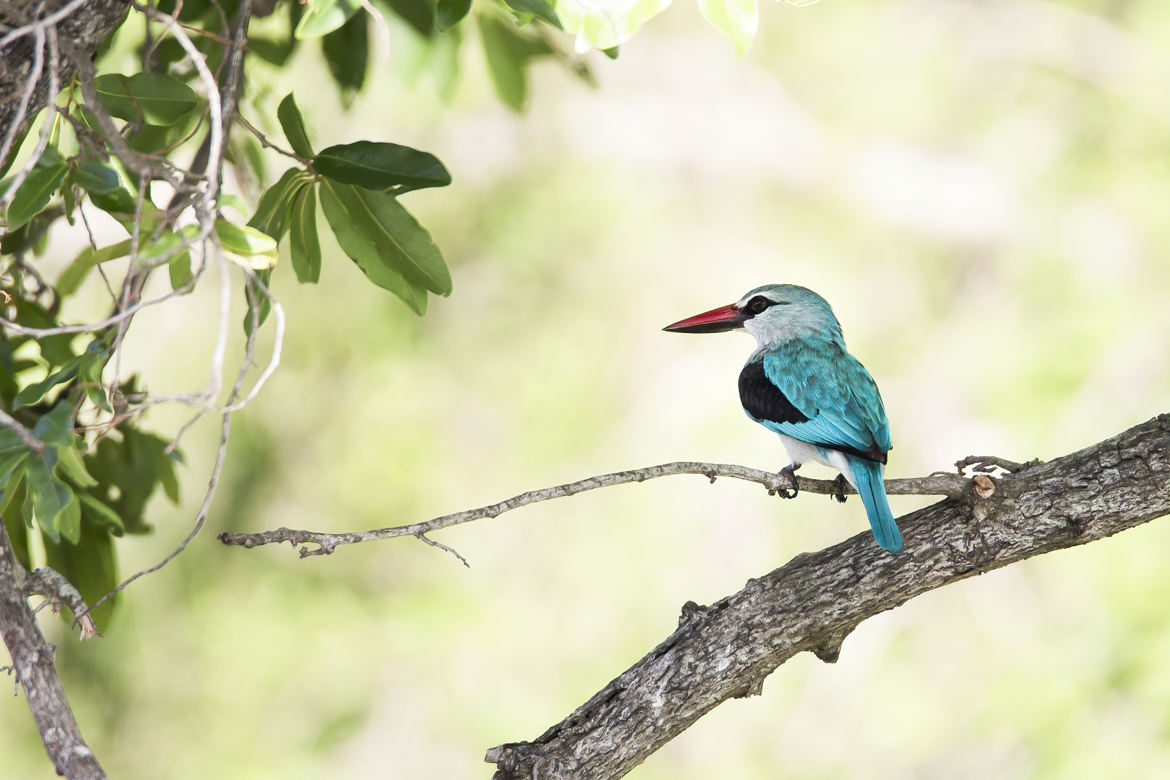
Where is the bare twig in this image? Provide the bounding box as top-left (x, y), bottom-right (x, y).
top-left (24, 568), bottom-right (100, 640)
top-left (218, 463), bottom-right (970, 558)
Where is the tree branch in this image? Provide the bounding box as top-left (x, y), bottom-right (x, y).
top-left (0, 518), bottom-right (106, 779)
top-left (0, 0), bottom-right (128, 172)
top-left (217, 464), bottom-right (970, 558)
top-left (484, 414), bottom-right (1170, 779)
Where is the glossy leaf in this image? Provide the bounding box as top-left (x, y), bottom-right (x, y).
top-left (277, 93), bottom-right (315, 158)
top-left (290, 185), bottom-right (322, 283)
top-left (435, 0), bottom-right (473, 31)
top-left (478, 14), bottom-right (551, 111)
top-left (248, 167), bottom-right (308, 239)
top-left (319, 180), bottom-right (428, 314)
top-left (78, 339), bottom-right (111, 412)
top-left (295, 0), bottom-right (362, 39)
top-left (25, 452), bottom-right (74, 542)
top-left (94, 72), bottom-right (200, 125)
top-left (504, 0), bottom-right (562, 28)
top-left (323, 180), bottom-right (450, 294)
top-left (84, 427), bottom-right (180, 534)
top-left (314, 141), bottom-right (452, 192)
top-left (33, 401), bottom-right (76, 448)
top-left (698, 0), bottom-right (758, 58)
top-left (169, 249), bottom-right (193, 291)
top-left (323, 11), bottom-right (369, 94)
top-left (55, 442), bottom-right (97, 488)
top-left (71, 159), bottom-right (119, 193)
top-left (215, 219), bottom-right (279, 269)
top-left (6, 147), bottom-right (67, 230)
top-left (14, 361), bottom-right (78, 408)
top-left (244, 268), bottom-right (274, 337)
top-left (79, 493), bottom-right (125, 535)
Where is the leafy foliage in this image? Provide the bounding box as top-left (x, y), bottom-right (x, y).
top-left (0, 0), bottom-right (751, 636)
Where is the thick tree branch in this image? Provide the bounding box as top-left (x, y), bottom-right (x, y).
top-left (0, 0), bottom-right (128, 170)
top-left (486, 414), bottom-right (1170, 779)
top-left (217, 464), bottom-right (970, 559)
top-left (0, 519), bottom-right (106, 779)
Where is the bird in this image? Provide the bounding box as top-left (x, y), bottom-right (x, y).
top-left (663, 284), bottom-right (902, 553)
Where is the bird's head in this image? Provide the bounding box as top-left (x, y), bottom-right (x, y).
top-left (663, 284), bottom-right (844, 347)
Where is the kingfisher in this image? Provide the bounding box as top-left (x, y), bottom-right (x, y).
top-left (663, 284), bottom-right (902, 553)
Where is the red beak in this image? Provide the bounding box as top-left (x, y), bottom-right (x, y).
top-left (663, 303), bottom-right (747, 334)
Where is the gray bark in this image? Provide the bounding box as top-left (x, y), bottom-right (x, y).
top-left (487, 413), bottom-right (1170, 779)
top-left (1, 518), bottom-right (107, 779)
top-left (0, 0), bottom-right (128, 164)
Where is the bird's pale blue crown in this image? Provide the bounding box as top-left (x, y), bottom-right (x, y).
top-left (735, 284), bottom-right (845, 350)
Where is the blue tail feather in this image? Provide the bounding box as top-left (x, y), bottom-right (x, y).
top-left (846, 456), bottom-right (903, 554)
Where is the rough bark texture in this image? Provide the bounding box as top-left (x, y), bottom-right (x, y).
top-left (0, 0), bottom-right (128, 157)
top-left (487, 414), bottom-right (1170, 779)
top-left (1, 520), bottom-right (107, 779)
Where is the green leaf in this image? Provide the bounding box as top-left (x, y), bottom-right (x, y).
top-left (6, 147), bottom-right (67, 230)
top-left (248, 167), bottom-right (308, 239)
top-left (0, 448), bottom-right (27, 491)
top-left (58, 240), bottom-right (133, 297)
top-left (435, 0), bottom-right (473, 31)
top-left (290, 185), bottom-right (322, 283)
top-left (55, 442), bottom-right (97, 488)
top-left (79, 493), bottom-right (124, 535)
top-left (57, 494), bottom-right (82, 544)
top-left (71, 159), bottom-right (120, 193)
top-left (277, 93), bottom-right (315, 158)
top-left (314, 141), bottom-right (452, 192)
top-left (169, 249), bottom-right (193, 291)
top-left (86, 185), bottom-right (138, 216)
top-left (249, 36), bottom-right (298, 66)
top-left (698, 0), bottom-right (758, 58)
top-left (244, 268), bottom-right (273, 337)
top-left (84, 427), bottom-right (180, 535)
top-left (602, 46), bottom-right (620, 59)
top-left (322, 11), bottom-right (369, 94)
top-left (94, 72), bottom-right (200, 125)
top-left (321, 179), bottom-right (451, 294)
top-left (384, 0), bottom-right (435, 35)
top-left (32, 401), bottom-right (76, 448)
top-left (319, 180), bottom-right (428, 313)
top-left (2, 477), bottom-right (30, 571)
top-left (78, 339), bottom-right (111, 412)
top-left (15, 361), bottom-right (79, 408)
top-left (25, 451), bottom-right (74, 541)
top-left (477, 14), bottom-right (551, 111)
top-left (215, 219), bottom-right (279, 268)
top-left (503, 0), bottom-right (562, 28)
top-left (295, 0), bottom-right (362, 39)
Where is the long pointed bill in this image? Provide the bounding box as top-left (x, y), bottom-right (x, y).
top-left (662, 303), bottom-right (747, 334)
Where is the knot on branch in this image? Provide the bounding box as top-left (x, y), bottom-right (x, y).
top-left (677, 600), bottom-right (708, 626)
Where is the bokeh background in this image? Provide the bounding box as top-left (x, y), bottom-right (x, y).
top-left (5, 0), bottom-right (1170, 777)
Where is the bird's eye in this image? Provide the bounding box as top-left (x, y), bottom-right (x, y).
top-left (748, 296), bottom-right (771, 315)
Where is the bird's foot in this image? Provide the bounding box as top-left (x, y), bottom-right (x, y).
top-left (830, 474), bottom-right (848, 504)
top-left (773, 464), bottom-right (800, 499)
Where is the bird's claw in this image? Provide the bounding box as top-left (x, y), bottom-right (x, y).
top-left (831, 474), bottom-right (848, 504)
top-left (774, 465), bottom-right (799, 499)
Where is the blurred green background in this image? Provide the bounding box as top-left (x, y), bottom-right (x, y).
top-left (6, 0), bottom-right (1170, 777)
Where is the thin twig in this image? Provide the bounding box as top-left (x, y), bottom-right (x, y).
top-left (218, 463), bottom-right (971, 558)
top-left (0, 409), bottom-right (44, 454)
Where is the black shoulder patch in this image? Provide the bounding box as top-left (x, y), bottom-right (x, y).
top-left (738, 360), bottom-right (809, 425)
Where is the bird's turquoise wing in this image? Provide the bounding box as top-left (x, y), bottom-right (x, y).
top-left (757, 339), bottom-right (891, 462)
